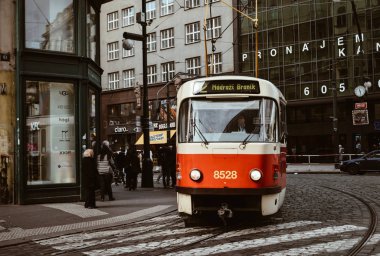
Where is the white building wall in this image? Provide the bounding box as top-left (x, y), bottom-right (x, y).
top-left (100, 0), bottom-right (235, 90)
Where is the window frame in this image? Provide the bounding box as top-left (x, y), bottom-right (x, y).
top-left (185, 56), bottom-right (201, 75)
top-left (160, 28), bottom-right (175, 50)
top-left (107, 11), bottom-right (119, 31)
top-left (161, 0), bottom-right (174, 16)
top-left (108, 72), bottom-right (120, 90)
top-left (107, 41), bottom-right (119, 61)
top-left (122, 69), bottom-right (136, 88)
top-left (122, 6), bottom-right (135, 27)
top-left (185, 21), bottom-right (201, 44)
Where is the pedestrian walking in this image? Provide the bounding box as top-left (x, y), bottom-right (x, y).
top-left (156, 146), bottom-right (164, 184)
top-left (125, 147), bottom-right (141, 190)
top-left (97, 140), bottom-right (115, 201)
top-left (168, 144), bottom-right (176, 188)
top-left (161, 146), bottom-right (171, 188)
top-left (338, 144), bottom-right (344, 162)
top-left (355, 140), bottom-right (362, 154)
top-left (115, 148), bottom-right (127, 185)
top-left (82, 149), bottom-right (98, 209)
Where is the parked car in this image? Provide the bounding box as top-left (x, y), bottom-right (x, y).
top-left (339, 150), bottom-right (380, 175)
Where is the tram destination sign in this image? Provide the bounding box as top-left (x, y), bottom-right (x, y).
top-left (196, 80), bottom-right (260, 95)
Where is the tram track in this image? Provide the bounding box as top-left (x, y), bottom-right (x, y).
top-left (322, 185), bottom-right (378, 256)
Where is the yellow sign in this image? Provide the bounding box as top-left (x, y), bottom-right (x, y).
top-left (135, 130), bottom-right (176, 145)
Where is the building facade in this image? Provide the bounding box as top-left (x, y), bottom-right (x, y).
top-left (100, 0), bottom-right (235, 151)
top-left (0, 0), bottom-right (109, 205)
top-left (237, 0), bottom-right (380, 155)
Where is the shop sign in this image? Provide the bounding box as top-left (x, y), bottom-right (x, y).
top-left (352, 110), bottom-right (369, 125)
top-left (355, 102), bottom-right (367, 109)
top-left (114, 126), bottom-right (128, 133)
top-left (152, 121), bottom-right (175, 131)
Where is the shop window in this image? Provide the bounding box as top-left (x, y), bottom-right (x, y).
top-left (86, 4), bottom-right (97, 62)
top-left (26, 81), bottom-right (76, 185)
top-left (25, 0), bottom-right (74, 53)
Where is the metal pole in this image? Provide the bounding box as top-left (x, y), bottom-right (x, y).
top-left (255, 0), bottom-right (258, 77)
top-left (141, 0), bottom-right (153, 187)
top-left (332, 1), bottom-right (338, 161)
top-left (166, 82), bottom-right (170, 143)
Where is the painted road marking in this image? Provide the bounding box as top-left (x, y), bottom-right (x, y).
top-left (163, 225), bottom-right (366, 256)
top-left (258, 238), bottom-right (361, 256)
top-left (35, 221), bottom-right (318, 252)
top-left (213, 220), bottom-right (321, 240)
top-left (0, 205), bottom-right (172, 243)
top-left (40, 225), bottom-right (210, 251)
top-left (42, 203), bottom-right (108, 218)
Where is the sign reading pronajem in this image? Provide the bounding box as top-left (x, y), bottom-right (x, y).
top-left (196, 80), bottom-right (260, 95)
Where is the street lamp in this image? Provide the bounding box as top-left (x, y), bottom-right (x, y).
top-left (122, 1), bottom-right (153, 188)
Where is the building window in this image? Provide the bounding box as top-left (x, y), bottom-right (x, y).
top-left (108, 72), bottom-right (120, 90)
top-left (86, 4), bottom-right (97, 62)
top-left (161, 0), bottom-right (174, 16)
top-left (147, 32), bottom-right (157, 52)
top-left (146, 1), bottom-right (156, 20)
top-left (108, 103), bottom-right (136, 127)
top-left (25, 0), bottom-right (74, 53)
top-left (122, 6), bottom-right (135, 27)
top-left (25, 80), bottom-right (76, 185)
top-left (122, 69), bottom-right (135, 88)
top-left (160, 28), bottom-right (175, 49)
top-left (185, 0), bottom-right (200, 9)
top-left (185, 21), bottom-right (201, 44)
top-left (162, 62), bottom-right (175, 82)
top-left (122, 46), bottom-right (135, 58)
top-left (186, 56), bottom-right (201, 75)
top-left (107, 41), bottom-right (119, 61)
top-left (147, 65), bottom-right (157, 84)
top-left (206, 16), bottom-right (221, 40)
top-left (208, 52), bottom-right (222, 74)
top-left (107, 11), bottom-right (119, 31)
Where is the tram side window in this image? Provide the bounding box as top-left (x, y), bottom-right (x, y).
top-left (178, 99), bottom-right (190, 143)
top-left (280, 102), bottom-right (287, 143)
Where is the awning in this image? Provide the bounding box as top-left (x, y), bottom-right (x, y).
top-left (135, 130), bottom-right (176, 145)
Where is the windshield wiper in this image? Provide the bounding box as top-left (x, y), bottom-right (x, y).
top-left (240, 133), bottom-right (254, 149)
top-left (193, 121), bottom-right (209, 146)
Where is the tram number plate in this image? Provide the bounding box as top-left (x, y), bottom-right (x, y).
top-left (213, 170), bottom-right (237, 179)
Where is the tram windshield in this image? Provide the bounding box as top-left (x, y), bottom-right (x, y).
top-left (178, 98), bottom-right (278, 143)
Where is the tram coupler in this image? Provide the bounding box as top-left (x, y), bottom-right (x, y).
top-left (217, 203), bottom-right (233, 226)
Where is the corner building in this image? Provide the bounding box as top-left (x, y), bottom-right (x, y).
top-left (237, 0), bottom-right (380, 154)
top-left (0, 0), bottom-right (110, 205)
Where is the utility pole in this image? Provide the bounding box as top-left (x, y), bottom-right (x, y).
top-left (331, 1), bottom-right (338, 162)
top-left (122, 0), bottom-right (153, 187)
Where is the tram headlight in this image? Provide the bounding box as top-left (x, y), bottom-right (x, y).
top-left (190, 169), bottom-right (202, 182)
top-left (249, 169), bottom-right (262, 182)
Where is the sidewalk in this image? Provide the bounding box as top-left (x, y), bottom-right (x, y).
top-left (0, 174), bottom-right (177, 247)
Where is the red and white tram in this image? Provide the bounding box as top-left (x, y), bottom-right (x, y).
top-left (175, 76), bottom-right (287, 222)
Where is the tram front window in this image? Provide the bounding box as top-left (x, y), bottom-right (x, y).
top-left (178, 98), bottom-right (278, 143)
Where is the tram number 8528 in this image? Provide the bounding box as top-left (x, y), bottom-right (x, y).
top-left (213, 170), bottom-right (238, 179)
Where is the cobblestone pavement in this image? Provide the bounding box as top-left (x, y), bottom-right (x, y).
top-left (0, 173), bottom-right (379, 255)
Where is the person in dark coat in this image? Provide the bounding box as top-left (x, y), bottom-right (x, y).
top-left (97, 140), bottom-right (115, 201)
top-left (82, 149), bottom-right (98, 208)
top-left (160, 146), bottom-right (171, 188)
top-left (115, 148), bottom-right (127, 185)
top-left (125, 147), bottom-right (141, 190)
top-left (168, 144), bottom-right (177, 188)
